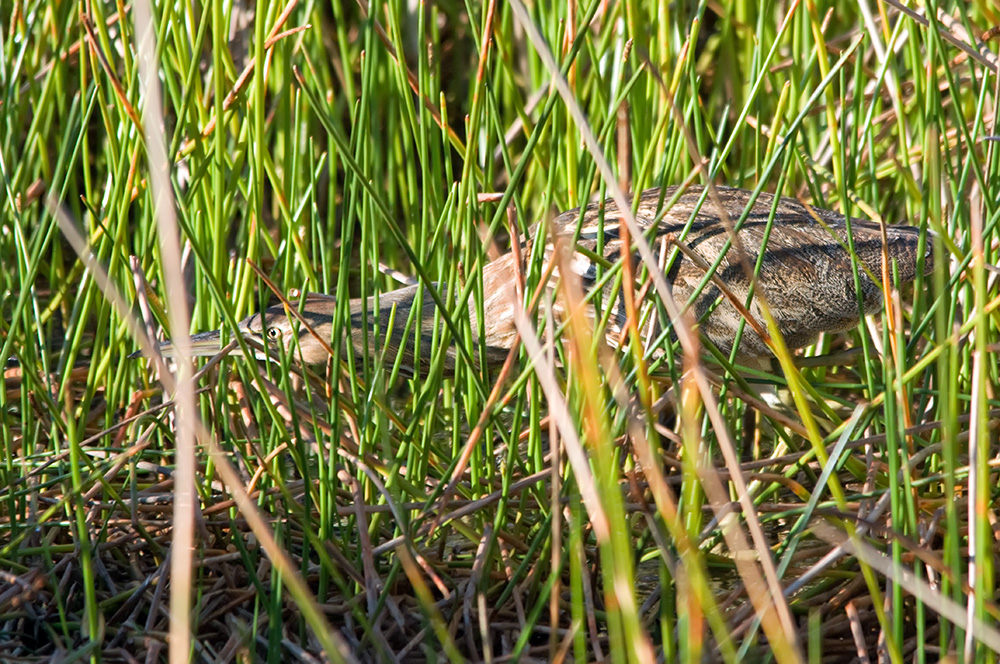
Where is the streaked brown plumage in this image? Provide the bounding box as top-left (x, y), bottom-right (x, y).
top-left (155, 185), bottom-right (933, 372)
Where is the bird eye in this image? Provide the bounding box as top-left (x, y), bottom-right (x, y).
top-left (267, 328), bottom-right (281, 340)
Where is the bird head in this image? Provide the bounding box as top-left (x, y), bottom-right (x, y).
top-left (153, 297), bottom-right (338, 365)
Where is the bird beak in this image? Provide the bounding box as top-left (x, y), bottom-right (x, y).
top-left (130, 329), bottom-right (275, 362)
top-left (148, 330), bottom-right (235, 359)
top-left (190, 330), bottom-right (234, 357)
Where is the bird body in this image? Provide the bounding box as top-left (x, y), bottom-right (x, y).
top-left (158, 186), bottom-right (932, 373)
top-left (544, 186), bottom-right (931, 360)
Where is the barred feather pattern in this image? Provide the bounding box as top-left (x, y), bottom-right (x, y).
top-left (492, 185), bottom-right (933, 365)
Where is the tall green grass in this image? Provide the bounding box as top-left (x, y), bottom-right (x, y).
top-left (1, 0), bottom-right (998, 661)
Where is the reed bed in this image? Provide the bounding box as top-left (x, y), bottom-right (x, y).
top-left (1, 0), bottom-right (999, 661)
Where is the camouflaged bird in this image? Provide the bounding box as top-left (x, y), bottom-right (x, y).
top-left (155, 185), bottom-right (933, 374)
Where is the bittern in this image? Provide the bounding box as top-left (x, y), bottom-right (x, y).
top-left (152, 185), bottom-right (932, 374)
